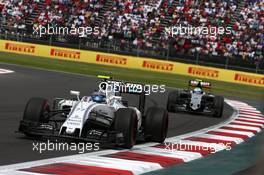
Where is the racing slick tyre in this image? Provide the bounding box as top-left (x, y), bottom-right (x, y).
top-left (213, 96), bottom-right (224, 118)
top-left (115, 108), bottom-right (138, 149)
top-left (167, 90), bottom-right (180, 112)
top-left (144, 107), bottom-right (169, 143)
top-left (20, 97), bottom-right (50, 136)
top-left (23, 97), bottom-right (50, 122)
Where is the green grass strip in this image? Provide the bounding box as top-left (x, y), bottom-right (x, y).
top-left (0, 52), bottom-right (263, 100)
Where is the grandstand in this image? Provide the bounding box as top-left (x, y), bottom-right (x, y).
top-left (0, 0), bottom-right (263, 73)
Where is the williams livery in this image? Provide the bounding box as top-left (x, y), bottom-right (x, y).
top-left (167, 80), bottom-right (224, 118)
top-left (18, 76), bottom-right (168, 148)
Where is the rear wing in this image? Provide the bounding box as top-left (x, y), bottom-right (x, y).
top-left (188, 79), bottom-right (211, 90)
top-left (98, 75), bottom-right (146, 113)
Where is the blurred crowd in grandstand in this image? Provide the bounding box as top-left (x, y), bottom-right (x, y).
top-left (0, 0), bottom-right (263, 72)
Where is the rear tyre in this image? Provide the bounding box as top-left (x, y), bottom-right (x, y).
top-left (115, 108), bottom-right (137, 148)
top-left (144, 107), bottom-right (168, 143)
top-left (213, 96), bottom-right (224, 118)
top-left (167, 90), bottom-right (180, 112)
top-left (21, 97), bottom-right (50, 136)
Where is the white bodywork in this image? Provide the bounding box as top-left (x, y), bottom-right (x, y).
top-left (189, 91), bottom-right (204, 110)
top-left (58, 87), bottom-right (142, 137)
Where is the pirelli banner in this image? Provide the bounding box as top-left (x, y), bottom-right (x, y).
top-left (0, 40), bottom-right (263, 87)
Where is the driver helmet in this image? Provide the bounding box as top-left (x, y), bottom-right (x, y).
top-left (193, 87), bottom-right (203, 94)
top-left (91, 91), bottom-right (106, 103)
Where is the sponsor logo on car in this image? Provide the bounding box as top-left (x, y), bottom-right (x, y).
top-left (188, 67), bottom-right (219, 78)
top-left (234, 73), bottom-right (264, 85)
top-left (5, 43), bottom-right (35, 53)
top-left (96, 54), bottom-right (127, 65)
top-left (50, 48), bottom-right (80, 59)
top-left (142, 60), bottom-right (173, 71)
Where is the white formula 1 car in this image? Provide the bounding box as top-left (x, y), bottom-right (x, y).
top-left (167, 80), bottom-right (224, 118)
top-left (18, 76), bottom-right (168, 148)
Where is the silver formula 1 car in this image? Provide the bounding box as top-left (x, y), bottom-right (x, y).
top-left (18, 76), bottom-right (168, 148)
top-left (167, 80), bottom-right (224, 118)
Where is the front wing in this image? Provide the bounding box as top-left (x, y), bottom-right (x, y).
top-left (18, 120), bottom-right (124, 144)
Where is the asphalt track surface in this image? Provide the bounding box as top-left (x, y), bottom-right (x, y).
top-left (0, 63), bottom-right (233, 165)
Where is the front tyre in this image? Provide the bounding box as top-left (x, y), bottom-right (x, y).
top-left (213, 96), bottom-right (224, 118)
top-left (115, 108), bottom-right (138, 149)
top-left (144, 107), bottom-right (169, 143)
top-left (19, 97), bottom-right (50, 136)
top-left (23, 97), bottom-right (50, 122)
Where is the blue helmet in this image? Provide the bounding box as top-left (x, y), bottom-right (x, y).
top-left (91, 91), bottom-right (106, 103)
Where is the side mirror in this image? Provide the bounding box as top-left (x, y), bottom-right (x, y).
top-left (70, 90), bottom-right (80, 101)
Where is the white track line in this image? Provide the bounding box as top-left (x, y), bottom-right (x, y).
top-left (232, 120), bottom-right (264, 127)
top-left (71, 156), bottom-right (162, 175)
top-left (213, 128), bottom-right (255, 137)
top-left (187, 133), bottom-right (244, 144)
top-left (237, 117), bottom-right (264, 123)
top-left (238, 114), bottom-right (264, 120)
top-left (0, 68), bottom-right (14, 74)
top-left (132, 147), bottom-right (202, 162)
top-left (224, 124), bottom-right (262, 132)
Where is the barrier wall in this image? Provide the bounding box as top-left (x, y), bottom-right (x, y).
top-left (0, 40), bottom-right (263, 87)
